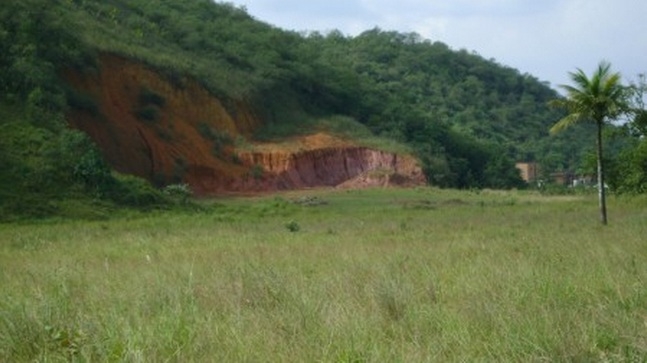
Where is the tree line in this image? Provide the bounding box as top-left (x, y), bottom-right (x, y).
top-left (1, 0), bottom-right (645, 218)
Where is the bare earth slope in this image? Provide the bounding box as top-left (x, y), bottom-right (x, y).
top-left (65, 54), bottom-right (426, 195)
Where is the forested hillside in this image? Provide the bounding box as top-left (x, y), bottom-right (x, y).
top-left (1, 0), bottom-right (602, 218)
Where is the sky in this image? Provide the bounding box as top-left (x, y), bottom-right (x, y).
top-left (225, 0), bottom-right (647, 91)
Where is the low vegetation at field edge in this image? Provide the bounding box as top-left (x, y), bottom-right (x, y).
top-left (1, 188), bottom-right (646, 362)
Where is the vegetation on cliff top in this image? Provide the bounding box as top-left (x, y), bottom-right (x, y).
top-left (1, 0), bottom-right (644, 219)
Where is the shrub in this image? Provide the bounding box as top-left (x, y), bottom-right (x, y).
top-left (107, 173), bottom-right (167, 208)
top-left (197, 123), bottom-right (234, 157)
top-left (138, 87), bottom-right (166, 107)
top-left (285, 220), bottom-right (300, 232)
top-left (135, 105), bottom-right (160, 122)
top-left (162, 183), bottom-right (192, 204)
top-left (609, 141), bottom-right (647, 194)
top-left (65, 88), bottom-right (99, 116)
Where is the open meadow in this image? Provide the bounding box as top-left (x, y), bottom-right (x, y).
top-left (1, 188), bottom-right (646, 362)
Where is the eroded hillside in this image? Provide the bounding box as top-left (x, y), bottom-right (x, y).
top-left (65, 54), bottom-right (425, 195)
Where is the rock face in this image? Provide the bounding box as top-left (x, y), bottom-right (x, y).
top-left (187, 142), bottom-right (426, 193)
top-left (64, 54), bottom-right (426, 195)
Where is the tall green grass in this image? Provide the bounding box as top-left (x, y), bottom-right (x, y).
top-left (1, 189), bottom-right (646, 361)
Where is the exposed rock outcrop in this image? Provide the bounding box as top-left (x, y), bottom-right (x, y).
top-left (64, 54), bottom-right (426, 195)
top-left (186, 142), bottom-right (425, 194)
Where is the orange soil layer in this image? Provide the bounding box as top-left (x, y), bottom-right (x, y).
top-left (64, 54), bottom-right (426, 195)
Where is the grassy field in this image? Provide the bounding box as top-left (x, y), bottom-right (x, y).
top-left (1, 188), bottom-right (646, 362)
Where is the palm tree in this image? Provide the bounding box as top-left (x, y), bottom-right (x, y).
top-left (549, 61), bottom-right (628, 225)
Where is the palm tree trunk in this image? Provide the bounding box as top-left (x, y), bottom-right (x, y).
top-left (596, 119), bottom-right (607, 225)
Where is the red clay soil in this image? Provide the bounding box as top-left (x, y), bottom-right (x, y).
top-left (64, 54), bottom-right (426, 195)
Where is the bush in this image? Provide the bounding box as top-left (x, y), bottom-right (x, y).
top-left (138, 87), bottom-right (166, 107)
top-left (66, 87), bottom-right (99, 116)
top-left (0, 195), bottom-right (59, 221)
top-left (609, 140), bottom-right (647, 194)
top-left (135, 105), bottom-right (160, 122)
top-left (285, 220), bottom-right (300, 232)
top-left (107, 173), bottom-right (167, 208)
top-left (162, 183), bottom-right (192, 204)
top-left (197, 123), bottom-right (234, 157)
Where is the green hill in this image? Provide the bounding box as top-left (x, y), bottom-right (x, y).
top-left (0, 0), bottom-right (595, 219)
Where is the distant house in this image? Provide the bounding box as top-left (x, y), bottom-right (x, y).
top-left (516, 162), bottom-right (590, 187)
top-left (550, 171), bottom-right (575, 186)
top-left (571, 174), bottom-right (595, 187)
top-left (515, 162), bottom-right (539, 183)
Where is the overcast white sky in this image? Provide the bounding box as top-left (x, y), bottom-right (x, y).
top-left (225, 0), bottom-right (646, 91)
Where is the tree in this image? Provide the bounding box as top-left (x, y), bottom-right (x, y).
top-left (549, 61), bottom-right (629, 224)
top-left (607, 74), bottom-right (647, 194)
top-left (628, 73), bottom-right (647, 137)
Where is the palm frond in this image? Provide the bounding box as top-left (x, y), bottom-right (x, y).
top-left (603, 73), bottom-right (623, 98)
top-left (550, 113), bottom-right (583, 134)
top-left (549, 94), bottom-right (588, 115)
top-left (560, 84), bottom-right (584, 97)
top-left (568, 68), bottom-right (590, 90)
top-left (550, 61), bottom-right (629, 133)
top-left (547, 98), bottom-right (568, 109)
top-left (597, 61), bottom-right (612, 78)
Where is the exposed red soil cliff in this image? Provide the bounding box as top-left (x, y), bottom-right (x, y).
top-left (64, 54), bottom-right (426, 195)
